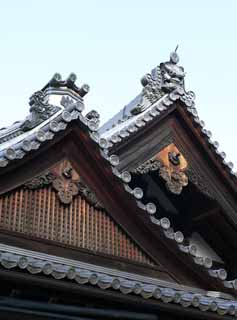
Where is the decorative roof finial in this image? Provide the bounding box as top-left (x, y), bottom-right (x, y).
top-left (21, 91), bottom-right (59, 131)
top-left (131, 47), bottom-right (195, 115)
top-left (41, 73), bottom-right (90, 98)
top-left (170, 45), bottom-right (179, 64)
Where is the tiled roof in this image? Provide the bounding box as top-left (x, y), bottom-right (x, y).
top-left (0, 74), bottom-right (92, 167)
top-left (100, 56), bottom-right (236, 183)
top-left (0, 244), bottom-right (237, 317)
top-left (0, 70), bottom-right (237, 311)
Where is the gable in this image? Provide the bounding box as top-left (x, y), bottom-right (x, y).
top-left (117, 110), bottom-right (237, 215)
top-left (113, 115), bottom-right (237, 262)
top-left (0, 159), bottom-right (156, 268)
top-left (99, 49), bottom-right (237, 296)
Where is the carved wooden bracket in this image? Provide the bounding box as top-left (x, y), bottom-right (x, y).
top-left (24, 172), bottom-right (55, 189)
top-left (52, 175), bottom-right (78, 205)
top-left (133, 142), bottom-right (216, 199)
top-left (132, 158), bottom-right (163, 175)
top-left (132, 144), bottom-right (189, 195)
top-left (133, 158), bottom-right (188, 195)
top-left (159, 166), bottom-right (188, 195)
top-left (24, 161), bottom-right (103, 207)
top-left (77, 181), bottom-right (103, 209)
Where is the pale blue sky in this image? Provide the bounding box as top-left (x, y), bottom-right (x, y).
top-left (0, 1), bottom-right (236, 167)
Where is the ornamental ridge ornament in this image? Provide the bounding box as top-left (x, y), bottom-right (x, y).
top-left (131, 47), bottom-right (195, 115)
top-left (86, 110), bottom-right (100, 122)
top-left (21, 91), bottom-right (59, 131)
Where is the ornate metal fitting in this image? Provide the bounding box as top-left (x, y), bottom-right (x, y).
top-left (21, 91), bottom-right (59, 131)
top-left (168, 152), bottom-right (181, 166)
top-left (63, 166), bottom-right (73, 179)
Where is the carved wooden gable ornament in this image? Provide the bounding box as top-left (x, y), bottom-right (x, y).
top-left (133, 143), bottom-right (188, 195)
top-left (24, 160), bottom-right (103, 207)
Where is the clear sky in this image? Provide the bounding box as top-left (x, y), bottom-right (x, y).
top-left (0, 1), bottom-right (236, 167)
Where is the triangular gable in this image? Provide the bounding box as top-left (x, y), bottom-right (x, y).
top-left (0, 159), bottom-right (155, 268)
top-left (0, 79), bottom-right (179, 283)
top-left (99, 52), bottom-right (237, 295)
top-left (101, 52), bottom-right (237, 258)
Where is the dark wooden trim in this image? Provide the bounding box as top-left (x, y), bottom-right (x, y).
top-left (193, 208), bottom-right (218, 223)
top-left (0, 229), bottom-right (165, 279)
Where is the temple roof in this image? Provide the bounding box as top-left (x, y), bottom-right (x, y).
top-left (100, 52), bottom-right (236, 188)
top-left (1, 55), bottom-right (237, 316)
top-left (0, 52), bottom-right (236, 185)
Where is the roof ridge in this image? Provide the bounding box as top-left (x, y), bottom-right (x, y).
top-left (0, 73), bottom-right (90, 148)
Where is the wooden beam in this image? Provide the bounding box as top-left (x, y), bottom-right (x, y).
top-left (0, 269), bottom-right (233, 320)
top-left (193, 208), bottom-right (218, 223)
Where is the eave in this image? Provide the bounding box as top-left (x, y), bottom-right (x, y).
top-left (0, 244), bottom-right (237, 318)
